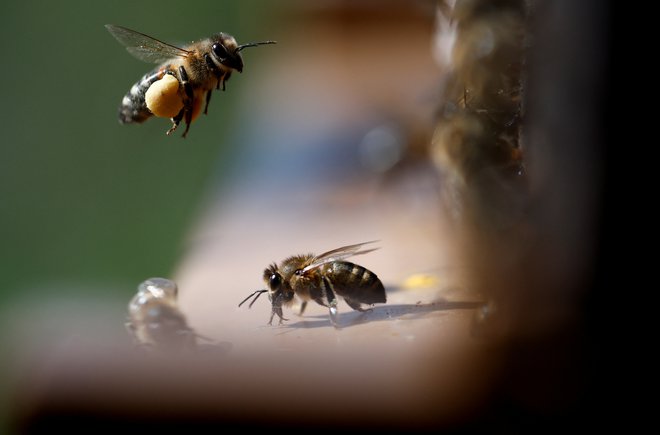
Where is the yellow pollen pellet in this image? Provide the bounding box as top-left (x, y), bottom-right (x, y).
top-left (145, 74), bottom-right (183, 118)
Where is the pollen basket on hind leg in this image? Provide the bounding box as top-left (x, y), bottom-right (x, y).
top-left (145, 74), bottom-right (184, 118)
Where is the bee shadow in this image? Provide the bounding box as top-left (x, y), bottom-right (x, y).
top-left (282, 299), bottom-right (483, 330)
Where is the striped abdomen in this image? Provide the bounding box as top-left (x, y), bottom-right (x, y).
top-left (119, 68), bottom-right (168, 124)
top-left (324, 261), bottom-right (386, 305)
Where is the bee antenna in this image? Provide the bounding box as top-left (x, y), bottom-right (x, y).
top-left (238, 289), bottom-right (268, 308)
top-left (236, 41), bottom-right (277, 52)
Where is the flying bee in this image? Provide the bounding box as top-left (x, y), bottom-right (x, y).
top-left (239, 242), bottom-right (387, 327)
top-left (126, 277), bottom-right (199, 351)
top-left (105, 24), bottom-right (276, 138)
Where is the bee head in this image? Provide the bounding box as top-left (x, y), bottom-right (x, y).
top-left (211, 33), bottom-right (277, 73)
top-left (263, 264), bottom-right (294, 305)
top-left (263, 264), bottom-right (283, 292)
top-left (210, 33), bottom-right (243, 72)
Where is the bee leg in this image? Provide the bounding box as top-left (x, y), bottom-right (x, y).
top-left (298, 301), bottom-right (308, 316)
top-left (204, 53), bottom-right (224, 91)
top-left (322, 277), bottom-right (340, 327)
top-left (181, 111), bottom-right (192, 138)
top-left (268, 306), bottom-right (288, 326)
top-left (204, 89), bottom-right (213, 115)
top-left (178, 66), bottom-right (194, 138)
top-left (269, 294), bottom-right (289, 325)
top-left (167, 109), bottom-right (184, 135)
top-left (222, 72), bottom-right (231, 91)
top-left (216, 74), bottom-right (225, 91)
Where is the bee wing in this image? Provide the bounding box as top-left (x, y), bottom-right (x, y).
top-left (301, 241), bottom-right (380, 273)
top-left (106, 24), bottom-right (191, 64)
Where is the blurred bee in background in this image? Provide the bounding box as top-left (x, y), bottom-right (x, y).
top-left (106, 25), bottom-right (276, 138)
top-left (430, 0), bottom-right (528, 336)
top-left (431, 0), bottom-right (526, 214)
top-left (239, 242), bottom-right (386, 328)
top-left (126, 277), bottom-right (200, 351)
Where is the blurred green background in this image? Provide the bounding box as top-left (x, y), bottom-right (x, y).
top-left (0, 0), bottom-right (281, 426)
top-left (0, 0), bottom-right (278, 304)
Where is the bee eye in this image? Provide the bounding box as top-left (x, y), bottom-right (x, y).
top-left (212, 43), bottom-right (229, 59)
top-left (269, 274), bottom-right (281, 290)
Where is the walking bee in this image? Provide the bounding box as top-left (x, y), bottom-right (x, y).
top-left (239, 242), bottom-right (387, 327)
top-left (106, 24), bottom-right (276, 138)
